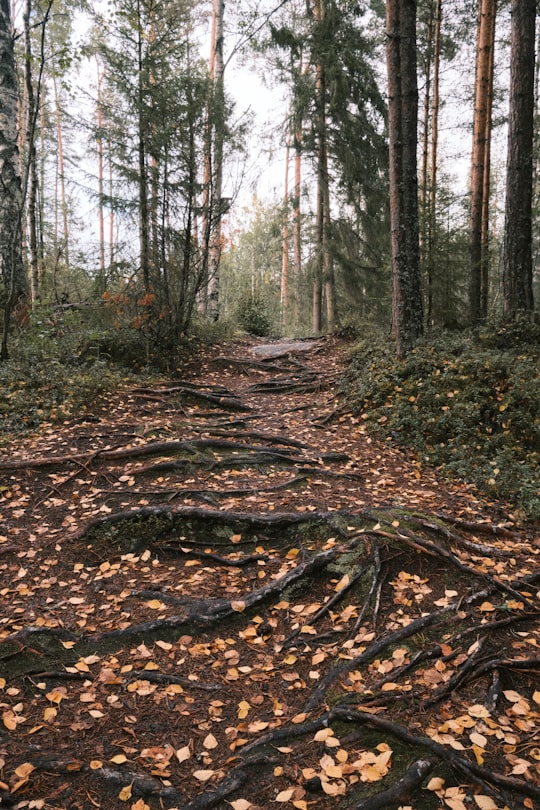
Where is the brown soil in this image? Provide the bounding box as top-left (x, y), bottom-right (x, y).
top-left (0, 336), bottom-right (538, 810)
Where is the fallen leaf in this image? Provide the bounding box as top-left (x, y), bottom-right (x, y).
top-left (193, 769), bottom-right (215, 782)
top-left (474, 796), bottom-right (498, 810)
top-left (118, 783), bottom-right (133, 800)
top-left (203, 733), bottom-right (218, 749)
top-left (176, 746), bottom-right (191, 763)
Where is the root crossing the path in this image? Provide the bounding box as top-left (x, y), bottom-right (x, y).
top-left (0, 336), bottom-right (538, 810)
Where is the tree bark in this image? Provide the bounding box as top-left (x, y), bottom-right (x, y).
top-left (206, 0), bottom-right (225, 322)
top-left (469, 0), bottom-right (496, 326)
top-left (136, 0), bottom-right (150, 291)
top-left (96, 60), bottom-right (106, 293)
top-left (52, 75), bottom-right (70, 284)
top-left (0, 0), bottom-right (25, 360)
top-left (312, 0), bottom-right (334, 334)
top-left (503, 0), bottom-right (536, 317)
top-left (386, 0), bottom-right (423, 359)
top-left (281, 140), bottom-right (290, 328)
top-left (23, 0), bottom-right (39, 303)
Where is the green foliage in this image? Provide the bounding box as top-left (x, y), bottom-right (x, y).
top-left (343, 322), bottom-right (540, 522)
top-left (235, 294), bottom-right (273, 337)
top-left (0, 305), bottom-right (149, 442)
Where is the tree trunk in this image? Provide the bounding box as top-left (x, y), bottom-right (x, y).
top-left (313, 0), bottom-right (334, 334)
top-left (23, 0), bottom-right (39, 303)
top-left (386, 0), bottom-right (423, 359)
top-left (136, 0), bottom-right (150, 291)
top-left (281, 140), bottom-right (290, 329)
top-left (96, 60), bottom-right (106, 294)
top-left (53, 75), bottom-right (70, 283)
top-left (503, 0), bottom-right (536, 317)
top-left (427, 0), bottom-right (441, 327)
top-left (0, 0), bottom-right (25, 360)
top-left (469, 0), bottom-right (496, 326)
top-left (206, 0), bottom-right (225, 322)
top-left (293, 102), bottom-right (302, 328)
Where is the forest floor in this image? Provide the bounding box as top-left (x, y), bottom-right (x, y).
top-left (0, 335), bottom-right (539, 810)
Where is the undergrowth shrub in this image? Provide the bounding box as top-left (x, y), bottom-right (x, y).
top-left (235, 295), bottom-right (273, 337)
top-left (343, 323), bottom-right (540, 522)
top-left (0, 307), bottom-right (147, 442)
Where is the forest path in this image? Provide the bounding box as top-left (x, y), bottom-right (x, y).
top-left (0, 336), bottom-right (538, 810)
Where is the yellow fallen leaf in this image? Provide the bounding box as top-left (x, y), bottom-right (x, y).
top-left (131, 800), bottom-right (150, 810)
top-left (90, 760), bottom-right (103, 769)
top-left (230, 801), bottom-right (252, 810)
top-left (334, 574), bottom-right (350, 591)
top-left (314, 728), bottom-right (335, 742)
top-left (2, 711), bottom-right (17, 730)
top-left (111, 754), bottom-right (128, 764)
top-left (474, 795), bottom-right (497, 809)
top-left (503, 689), bottom-right (523, 703)
top-left (176, 746), bottom-right (191, 763)
top-left (14, 763), bottom-right (35, 779)
top-left (231, 600), bottom-right (246, 613)
top-left (470, 732), bottom-right (487, 748)
top-left (248, 720), bottom-right (269, 732)
top-left (203, 733), bottom-right (218, 749)
top-left (468, 705), bottom-right (490, 718)
top-left (276, 788), bottom-right (294, 801)
top-left (193, 769), bottom-right (215, 781)
top-left (155, 640), bottom-right (173, 651)
top-left (471, 744), bottom-right (484, 765)
top-left (43, 706), bottom-right (57, 722)
top-left (427, 776), bottom-right (445, 791)
top-left (118, 783), bottom-right (132, 800)
top-left (237, 700), bottom-right (251, 719)
top-left (146, 599), bottom-right (164, 610)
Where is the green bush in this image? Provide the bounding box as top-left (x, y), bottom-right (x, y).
top-left (0, 306), bottom-right (146, 442)
top-left (235, 295), bottom-right (273, 337)
top-left (343, 324), bottom-right (540, 522)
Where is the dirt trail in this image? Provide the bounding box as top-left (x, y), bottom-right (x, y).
top-left (0, 336), bottom-right (538, 810)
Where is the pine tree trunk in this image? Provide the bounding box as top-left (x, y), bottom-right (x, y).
top-left (136, 3), bottom-right (150, 291)
top-left (53, 76), bottom-right (70, 282)
top-left (469, 0), bottom-right (496, 326)
top-left (281, 141), bottom-right (290, 329)
top-left (206, 0), bottom-right (225, 322)
top-left (386, 0), bottom-right (423, 359)
top-left (293, 111), bottom-right (302, 328)
top-left (503, 0), bottom-right (536, 317)
top-left (96, 61), bottom-right (106, 293)
top-left (427, 0), bottom-right (441, 326)
top-left (313, 0), bottom-right (334, 334)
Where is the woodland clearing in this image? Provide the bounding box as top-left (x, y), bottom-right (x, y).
top-left (0, 336), bottom-right (539, 810)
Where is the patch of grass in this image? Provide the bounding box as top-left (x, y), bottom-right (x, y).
top-left (343, 321), bottom-right (540, 522)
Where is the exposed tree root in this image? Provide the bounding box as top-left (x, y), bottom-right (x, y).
top-left (2, 339), bottom-right (539, 810)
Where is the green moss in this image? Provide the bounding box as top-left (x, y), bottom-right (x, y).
top-left (342, 323), bottom-right (540, 521)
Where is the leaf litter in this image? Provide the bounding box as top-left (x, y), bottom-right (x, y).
top-left (0, 336), bottom-right (538, 810)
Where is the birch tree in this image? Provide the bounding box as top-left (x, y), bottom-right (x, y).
top-left (0, 0), bottom-right (25, 360)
